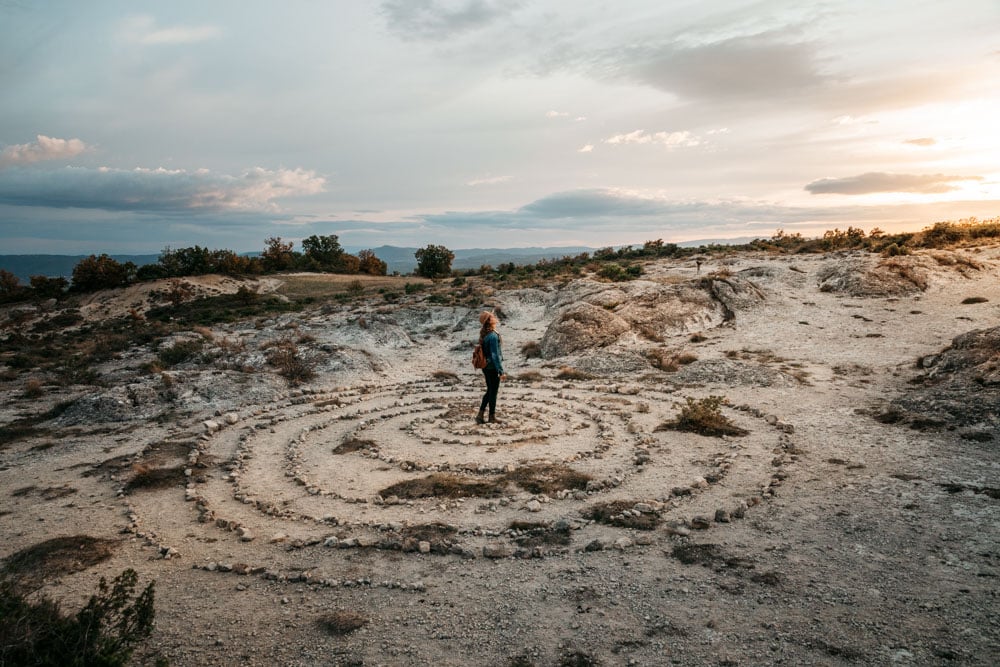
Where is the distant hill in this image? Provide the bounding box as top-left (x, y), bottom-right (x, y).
top-left (0, 238), bottom-right (758, 282)
top-left (350, 246), bottom-right (597, 275)
top-left (0, 255), bottom-right (160, 282)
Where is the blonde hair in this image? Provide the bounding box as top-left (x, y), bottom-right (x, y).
top-left (479, 312), bottom-right (499, 343)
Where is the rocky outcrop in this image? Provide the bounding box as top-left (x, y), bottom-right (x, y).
top-left (540, 302), bottom-right (630, 358)
top-left (885, 326), bottom-right (1000, 431)
top-left (538, 276), bottom-right (764, 359)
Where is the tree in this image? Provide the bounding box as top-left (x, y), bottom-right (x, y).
top-left (29, 275), bottom-right (69, 299)
top-left (414, 244), bottom-right (454, 278)
top-left (261, 237), bottom-right (295, 272)
top-left (357, 249), bottom-right (387, 276)
top-left (301, 234), bottom-right (345, 272)
top-left (71, 255), bottom-right (135, 291)
top-left (0, 269), bottom-right (20, 294)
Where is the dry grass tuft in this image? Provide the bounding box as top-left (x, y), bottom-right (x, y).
top-left (516, 370), bottom-right (544, 382)
top-left (506, 463), bottom-right (592, 495)
top-left (2, 535), bottom-right (119, 586)
top-left (379, 473), bottom-right (506, 499)
top-left (22, 379), bottom-right (43, 399)
top-left (317, 610), bottom-right (368, 635)
top-left (265, 339), bottom-right (316, 385)
top-left (555, 366), bottom-right (593, 381)
top-left (333, 437), bottom-right (375, 454)
top-left (656, 396), bottom-right (748, 437)
top-left (509, 521), bottom-right (572, 547)
top-left (558, 650), bottom-right (601, 667)
top-left (378, 463), bottom-right (592, 500)
top-left (583, 500), bottom-right (661, 530)
top-left (432, 370), bottom-right (459, 381)
top-left (124, 463), bottom-right (186, 491)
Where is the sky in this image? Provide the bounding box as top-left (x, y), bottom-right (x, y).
top-left (1, 0), bottom-right (998, 254)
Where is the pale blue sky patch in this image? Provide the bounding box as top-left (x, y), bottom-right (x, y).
top-left (0, 0), bottom-right (998, 253)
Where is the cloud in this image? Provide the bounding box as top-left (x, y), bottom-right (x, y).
top-left (538, 30), bottom-right (828, 105)
top-left (604, 130), bottom-right (700, 148)
top-left (466, 175), bottom-right (510, 186)
top-left (0, 165), bottom-right (325, 212)
top-left (805, 172), bottom-right (982, 195)
top-left (380, 0), bottom-right (519, 41)
top-left (121, 15), bottom-right (221, 45)
top-left (633, 32), bottom-right (827, 100)
top-left (578, 144), bottom-right (594, 153)
top-left (904, 137), bottom-right (937, 147)
top-left (545, 110), bottom-right (569, 118)
top-left (0, 135), bottom-right (87, 167)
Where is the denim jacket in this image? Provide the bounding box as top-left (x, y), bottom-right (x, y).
top-left (482, 331), bottom-right (504, 374)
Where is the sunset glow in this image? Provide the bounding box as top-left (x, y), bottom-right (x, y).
top-left (1, 1), bottom-right (998, 253)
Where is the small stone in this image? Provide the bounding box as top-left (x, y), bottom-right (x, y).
top-left (236, 526), bottom-right (255, 542)
top-left (691, 477), bottom-right (709, 489)
top-left (483, 543), bottom-right (512, 559)
top-left (635, 534), bottom-right (654, 546)
top-left (232, 563), bottom-right (251, 575)
top-left (614, 537), bottom-right (634, 550)
top-left (268, 533), bottom-right (288, 544)
top-left (667, 524), bottom-right (690, 537)
top-left (633, 503), bottom-right (653, 514)
top-left (418, 541), bottom-right (431, 554)
top-left (202, 420), bottom-right (220, 433)
top-left (224, 412), bottom-right (239, 425)
top-left (714, 509), bottom-right (731, 523)
top-left (584, 539), bottom-right (605, 552)
top-left (525, 500), bottom-right (542, 512)
top-left (690, 516), bottom-right (712, 530)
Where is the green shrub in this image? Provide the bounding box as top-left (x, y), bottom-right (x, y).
top-left (0, 568), bottom-right (155, 667)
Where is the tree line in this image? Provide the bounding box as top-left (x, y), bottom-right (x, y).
top-left (1, 217), bottom-right (997, 301)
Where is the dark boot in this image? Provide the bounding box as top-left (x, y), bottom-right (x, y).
top-left (488, 413), bottom-right (499, 424)
top-left (475, 409), bottom-right (485, 424)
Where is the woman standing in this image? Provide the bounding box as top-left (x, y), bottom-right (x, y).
top-left (476, 311), bottom-right (507, 424)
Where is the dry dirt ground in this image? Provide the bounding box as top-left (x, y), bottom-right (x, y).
top-left (1, 248), bottom-right (998, 666)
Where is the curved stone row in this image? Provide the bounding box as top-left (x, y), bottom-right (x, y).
top-left (117, 379), bottom-right (798, 564)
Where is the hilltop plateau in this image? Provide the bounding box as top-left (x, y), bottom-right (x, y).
top-left (1, 244), bottom-right (998, 666)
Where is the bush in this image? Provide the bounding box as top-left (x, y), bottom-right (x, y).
top-left (266, 341), bottom-right (316, 385)
top-left (880, 243), bottom-right (909, 257)
top-left (157, 339), bottom-right (203, 367)
top-left (0, 568), bottom-right (155, 667)
top-left (29, 275), bottom-right (69, 299)
top-left (656, 396), bottom-right (748, 437)
top-left (71, 255), bottom-right (135, 292)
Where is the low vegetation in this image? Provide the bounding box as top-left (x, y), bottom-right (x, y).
top-left (583, 500), bottom-right (662, 530)
top-left (317, 610), bottom-right (368, 636)
top-left (656, 396), bottom-right (749, 437)
top-left (2, 536), bottom-right (119, 587)
top-left (379, 464), bottom-right (592, 499)
top-left (0, 569), bottom-right (156, 667)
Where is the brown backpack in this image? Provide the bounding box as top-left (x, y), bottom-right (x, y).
top-left (472, 343), bottom-right (487, 369)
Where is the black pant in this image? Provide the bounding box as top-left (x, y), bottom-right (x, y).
top-left (480, 368), bottom-right (500, 416)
